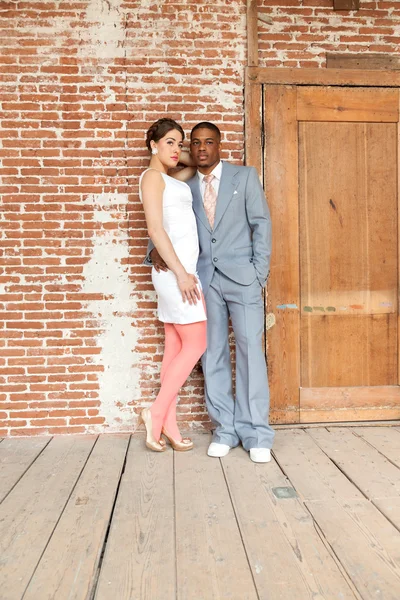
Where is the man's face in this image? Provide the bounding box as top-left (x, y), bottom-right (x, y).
top-left (190, 128), bottom-right (221, 173)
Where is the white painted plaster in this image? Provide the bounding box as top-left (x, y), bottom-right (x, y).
top-left (81, 193), bottom-right (141, 431)
top-left (78, 0), bottom-right (126, 59)
top-left (198, 81), bottom-right (242, 111)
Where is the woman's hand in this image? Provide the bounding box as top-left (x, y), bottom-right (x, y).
top-left (177, 272), bottom-right (201, 305)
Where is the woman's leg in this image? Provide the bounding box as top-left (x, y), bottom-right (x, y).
top-left (163, 295), bottom-right (207, 439)
top-left (160, 323), bottom-right (181, 440)
top-left (150, 320), bottom-right (207, 442)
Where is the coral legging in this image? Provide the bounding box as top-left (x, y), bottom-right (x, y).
top-left (150, 319), bottom-right (207, 442)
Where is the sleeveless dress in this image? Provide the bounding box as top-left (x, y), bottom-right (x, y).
top-left (139, 169), bottom-right (207, 325)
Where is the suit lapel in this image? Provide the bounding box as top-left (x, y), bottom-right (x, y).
top-left (188, 175), bottom-right (212, 233)
top-left (189, 162), bottom-right (239, 233)
top-left (213, 162), bottom-right (239, 231)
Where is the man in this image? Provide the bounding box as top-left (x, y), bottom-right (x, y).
top-left (147, 122), bottom-right (274, 463)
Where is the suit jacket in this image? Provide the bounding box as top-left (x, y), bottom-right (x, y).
top-left (145, 161), bottom-right (272, 294)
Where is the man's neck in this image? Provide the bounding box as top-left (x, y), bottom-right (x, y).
top-left (197, 160), bottom-right (221, 176)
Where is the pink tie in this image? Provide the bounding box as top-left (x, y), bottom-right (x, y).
top-left (203, 174), bottom-right (217, 229)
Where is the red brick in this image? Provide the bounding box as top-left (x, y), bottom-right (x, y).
top-left (70, 417), bottom-right (105, 425)
top-left (30, 418), bottom-right (67, 426)
top-left (9, 428), bottom-right (52, 436)
top-left (47, 426), bottom-right (86, 434)
top-left (2, 420), bottom-right (28, 427)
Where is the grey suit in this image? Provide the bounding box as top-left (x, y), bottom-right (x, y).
top-left (146, 161), bottom-right (274, 449)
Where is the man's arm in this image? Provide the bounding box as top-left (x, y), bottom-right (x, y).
top-left (144, 238), bottom-right (155, 266)
top-left (144, 240), bottom-right (168, 272)
top-left (245, 167), bottom-right (272, 286)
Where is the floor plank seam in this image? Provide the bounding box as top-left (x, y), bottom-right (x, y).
top-left (303, 503), bottom-right (363, 600)
top-left (305, 430), bottom-right (372, 503)
top-left (303, 431), bottom-right (400, 560)
top-left (21, 435), bottom-right (100, 600)
top-left (88, 434), bottom-right (132, 600)
top-left (369, 498), bottom-right (400, 534)
top-left (270, 448), bottom-right (292, 478)
top-left (270, 450), bottom-right (307, 503)
top-left (220, 457), bottom-right (261, 600)
top-left (0, 437), bottom-right (53, 505)
top-left (351, 429), bottom-right (400, 470)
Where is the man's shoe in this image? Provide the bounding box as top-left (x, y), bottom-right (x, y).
top-left (249, 448), bottom-right (271, 463)
top-left (207, 442), bottom-right (231, 458)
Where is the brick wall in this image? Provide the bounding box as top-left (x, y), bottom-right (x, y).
top-left (1, 0), bottom-right (399, 436)
top-left (258, 0), bottom-right (400, 67)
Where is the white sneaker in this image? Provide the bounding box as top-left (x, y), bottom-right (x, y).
top-left (207, 442), bottom-right (231, 458)
top-left (249, 448), bottom-right (271, 463)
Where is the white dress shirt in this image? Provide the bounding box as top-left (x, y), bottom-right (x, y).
top-left (197, 161), bottom-right (222, 201)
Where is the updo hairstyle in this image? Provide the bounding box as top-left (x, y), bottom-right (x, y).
top-left (145, 118), bottom-right (184, 152)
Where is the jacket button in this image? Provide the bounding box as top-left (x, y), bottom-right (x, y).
top-left (211, 238), bottom-right (216, 243)
top-left (213, 257), bottom-right (218, 262)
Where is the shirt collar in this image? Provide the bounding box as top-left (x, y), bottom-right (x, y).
top-left (197, 161), bottom-right (223, 184)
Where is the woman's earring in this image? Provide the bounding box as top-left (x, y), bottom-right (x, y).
top-left (151, 147), bottom-right (158, 155)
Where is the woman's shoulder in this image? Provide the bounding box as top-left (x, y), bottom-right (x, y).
top-left (139, 168), bottom-right (166, 202)
top-left (140, 168), bottom-right (165, 185)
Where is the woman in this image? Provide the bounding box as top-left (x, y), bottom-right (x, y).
top-left (138, 118), bottom-right (207, 452)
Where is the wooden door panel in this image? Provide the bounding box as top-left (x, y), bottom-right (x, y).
top-left (301, 314), bottom-right (397, 387)
top-left (265, 84), bottom-right (400, 423)
top-left (299, 122), bottom-right (397, 311)
top-left (299, 119), bottom-right (398, 393)
top-left (297, 87), bottom-right (399, 122)
top-left (299, 386), bottom-right (400, 423)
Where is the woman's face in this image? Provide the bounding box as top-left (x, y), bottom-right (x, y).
top-left (152, 129), bottom-right (183, 169)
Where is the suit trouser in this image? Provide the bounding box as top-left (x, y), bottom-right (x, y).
top-left (202, 269), bottom-right (275, 450)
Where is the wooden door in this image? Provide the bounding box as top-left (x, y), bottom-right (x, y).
top-left (264, 85), bottom-right (400, 423)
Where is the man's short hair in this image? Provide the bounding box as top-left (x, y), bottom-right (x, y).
top-left (191, 122), bottom-right (221, 140)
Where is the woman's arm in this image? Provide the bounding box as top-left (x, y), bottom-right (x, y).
top-left (141, 170), bottom-right (200, 304)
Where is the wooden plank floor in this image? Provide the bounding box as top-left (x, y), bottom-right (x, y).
top-left (1, 426), bottom-right (400, 600)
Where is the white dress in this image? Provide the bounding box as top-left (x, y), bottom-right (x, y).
top-left (139, 169), bottom-right (207, 324)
